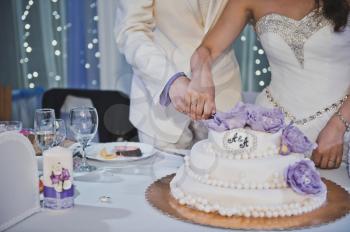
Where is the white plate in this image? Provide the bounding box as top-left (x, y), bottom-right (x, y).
top-left (84, 142), bottom-right (156, 162)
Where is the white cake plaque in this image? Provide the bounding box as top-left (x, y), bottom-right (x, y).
top-left (222, 129), bottom-right (257, 154)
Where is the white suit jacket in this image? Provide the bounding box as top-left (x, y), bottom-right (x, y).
top-left (115, 0), bottom-right (241, 143)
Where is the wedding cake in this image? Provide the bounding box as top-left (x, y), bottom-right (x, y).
top-left (170, 103), bottom-right (327, 218)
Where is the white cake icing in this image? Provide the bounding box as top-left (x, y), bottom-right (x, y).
top-left (170, 127), bottom-right (327, 218)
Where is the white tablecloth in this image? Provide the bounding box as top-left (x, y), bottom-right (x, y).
top-left (6, 152), bottom-right (350, 232)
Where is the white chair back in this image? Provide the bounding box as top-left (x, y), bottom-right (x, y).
top-left (0, 132), bottom-right (40, 231)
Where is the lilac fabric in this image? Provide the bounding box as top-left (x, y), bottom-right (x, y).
top-left (285, 160), bottom-right (326, 195)
top-left (246, 104), bottom-right (285, 133)
top-left (204, 102), bottom-right (247, 131)
top-left (204, 102), bottom-right (285, 133)
top-left (44, 186), bottom-right (74, 198)
top-left (280, 123), bottom-right (315, 155)
top-left (159, 72), bottom-right (188, 106)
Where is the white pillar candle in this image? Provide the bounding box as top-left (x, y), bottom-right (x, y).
top-left (43, 146), bottom-right (74, 209)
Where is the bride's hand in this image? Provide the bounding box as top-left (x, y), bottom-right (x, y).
top-left (311, 116), bottom-right (346, 169)
top-left (185, 74), bottom-right (216, 121)
top-left (185, 47), bottom-right (216, 120)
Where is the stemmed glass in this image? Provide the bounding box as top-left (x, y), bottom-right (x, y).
top-left (0, 121), bottom-right (22, 133)
top-left (54, 119), bottom-right (67, 146)
top-left (69, 107), bottom-right (98, 172)
top-left (34, 109), bottom-right (56, 152)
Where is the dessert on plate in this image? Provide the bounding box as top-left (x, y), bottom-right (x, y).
top-left (99, 146), bottom-right (142, 159)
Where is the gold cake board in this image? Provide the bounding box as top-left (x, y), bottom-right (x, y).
top-left (145, 174), bottom-right (350, 230)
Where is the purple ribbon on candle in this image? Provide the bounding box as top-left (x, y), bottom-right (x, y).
top-left (43, 185), bottom-right (74, 199)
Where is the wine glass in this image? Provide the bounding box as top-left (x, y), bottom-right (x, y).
top-left (54, 119), bottom-right (67, 146)
top-left (34, 109), bottom-right (56, 152)
top-left (0, 121), bottom-right (22, 133)
top-left (69, 107), bottom-right (98, 172)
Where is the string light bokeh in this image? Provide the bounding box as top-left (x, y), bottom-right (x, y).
top-left (17, 0), bottom-right (266, 91)
top-left (18, 0), bottom-right (100, 89)
top-left (235, 30), bottom-right (271, 92)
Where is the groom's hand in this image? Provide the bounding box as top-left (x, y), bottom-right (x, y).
top-left (169, 76), bottom-right (190, 114)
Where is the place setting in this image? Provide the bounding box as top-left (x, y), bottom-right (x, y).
top-left (70, 141), bottom-right (156, 163)
top-left (30, 106), bottom-right (157, 171)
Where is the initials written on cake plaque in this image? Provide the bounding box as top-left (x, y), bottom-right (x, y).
top-left (222, 129), bottom-right (257, 154)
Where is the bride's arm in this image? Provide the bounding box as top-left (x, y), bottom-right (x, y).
top-left (312, 91), bottom-right (350, 169)
top-left (186, 0), bottom-right (253, 120)
top-left (197, 0), bottom-right (252, 62)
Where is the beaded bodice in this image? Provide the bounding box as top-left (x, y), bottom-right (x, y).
top-left (255, 9), bottom-right (332, 68)
top-left (254, 10), bottom-right (350, 141)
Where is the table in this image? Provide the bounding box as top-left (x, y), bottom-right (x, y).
top-left (6, 151), bottom-right (350, 232)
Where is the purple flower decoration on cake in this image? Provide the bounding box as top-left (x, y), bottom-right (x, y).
top-left (285, 159), bottom-right (326, 195)
top-left (246, 105), bottom-right (285, 133)
top-left (205, 112), bottom-right (230, 132)
top-left (203, 102), bottom-right (285, 133)
top-left (280, 123), bottom-right (315, 155)
top-left (204, 102), bottom-right (247, 131)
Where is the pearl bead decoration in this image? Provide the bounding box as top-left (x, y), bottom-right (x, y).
top-left (184, 158), bottom-right (288, 190)
top-left (170, 185), bottom-right (326, 218)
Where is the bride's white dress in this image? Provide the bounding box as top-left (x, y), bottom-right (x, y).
top-left (254, 10), bottom-right (350, 146)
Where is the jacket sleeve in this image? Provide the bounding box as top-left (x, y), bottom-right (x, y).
top-left (114, 0), bottom-right (178, 104)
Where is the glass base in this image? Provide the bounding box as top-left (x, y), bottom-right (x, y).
top-left (43, 197), bottom-right (74, 209)
top-left (74, 164), bottom-right (97, 172)
top-left (73, 156), bottom-right (97, 173)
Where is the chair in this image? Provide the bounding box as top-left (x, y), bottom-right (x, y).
top-left (12, 87), bottom-right (44, 128)
top-left (0, 132), bottom-right (40, 231)
top-left (0, 85), bottom-right (12, 121)
top-left (42, 88), bottom-right (138, 142)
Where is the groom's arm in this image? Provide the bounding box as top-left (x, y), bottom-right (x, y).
top-left (115, 0), bottom-right (181, 106)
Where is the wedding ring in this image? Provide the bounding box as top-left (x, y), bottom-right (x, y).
top-left (99, 195), bottom-right (111, 203)
top-left (328, 160), bottom-right (336, 167)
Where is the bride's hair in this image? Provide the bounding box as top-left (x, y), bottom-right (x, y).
top-left (317, 0), bottom-right (350, 31)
